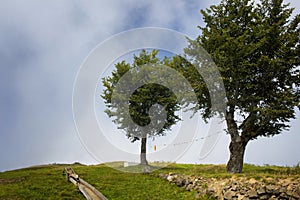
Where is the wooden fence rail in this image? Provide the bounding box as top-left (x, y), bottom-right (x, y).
top-left (63, 167), bottom-right (108, 200)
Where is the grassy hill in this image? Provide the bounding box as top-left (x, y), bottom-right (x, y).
top-left (0, 162), bottom-right (299, 200)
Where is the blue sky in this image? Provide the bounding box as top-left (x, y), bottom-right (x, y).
top-left (0, 0), bottom-right (299, 172)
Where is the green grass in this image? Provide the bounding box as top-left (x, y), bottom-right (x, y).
top-left (152, 162), bottom-right (300, 179)
top-left (0, 164), bottom-right (84, 199)
top-left (0, 162), bottom-right (299, 200)
top-left (72, 163), bottom-right (198, 200)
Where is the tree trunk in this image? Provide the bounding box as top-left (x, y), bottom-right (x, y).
top-left (140, 137), bottom-right (148, 165)
top-left (226, 109), bottom-right (247, 173)
top-left (226, 140), bottom-right (246, 173)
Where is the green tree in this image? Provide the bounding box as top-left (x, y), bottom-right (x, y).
top-left (101, 50), bottom-right (180, 165)
top-left (183, 0), bottom-right (299, 173)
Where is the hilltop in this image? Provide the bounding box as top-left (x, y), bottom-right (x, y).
top-left (0, 162), bottom-right (299, 199)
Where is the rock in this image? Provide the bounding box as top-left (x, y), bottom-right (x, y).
top-left (249, 178), bottom-right (257, 184)
top-left (224, 185), bottom-right (231, 190)
top-left (175, 178), bottom-right (184, 187)
top-left (239, 188), bottom-right (247, 195)
top-left (232, 184), bottom-right (240, 191)
top-left (206, 187), bottom-right (215, 195)
top-left (282, 182), bottom-right (289, 187)
top-left (220, 180), bottom-right (228, 187)
top-left (291, 186), bottom-right (300, 199)
top-left (191, 179), bottom-right (198, 186)
top-left (167, 175), bottom-right (174, 182)
top-left (182, 178), bottom-right (188, 185)
top-left (279, 192), bottom-right (289, 199)
top-left (196, 187), bottom-right (204, 194)
top-left (241, 197), bottom-right (249, 200)
top-left (186, 184), bottom-right (194, 191)
top-left (266, 185), bottom-right (276, 193)
top-left (159, 172), bottom-right (300, 200)
top-left (273, 188), bottom-right (280, 195)
top-left (247, 190), bottom-right (258, 198)
top-left (257, 186), bottom-right (266, 194)
top-left (269, 195), bottom-right (278, 200)
top-left (259, 194), bottom-right (269, 199)
top-left (158, 173), bottom-right (165, 178)
top-left (224, 190), bottom-right (235, 199)
top-left (286, 188), bottom-right (294, 196)
top-left (230, 180), bottom-right (239, 186)
top-left (279, 187), bottom-right (286, 193)
top-left (287, 184), bottom-right (294, 191)
top-left (237, 194), bottom-right (245, 200)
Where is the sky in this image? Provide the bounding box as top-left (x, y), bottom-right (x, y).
top-left (0, 0), bottom-right (299, 172)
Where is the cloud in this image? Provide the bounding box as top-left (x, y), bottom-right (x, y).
top-left (0, 0), bottom-right (205, 171)
top-left (0, 0), bottom-right (131, 171)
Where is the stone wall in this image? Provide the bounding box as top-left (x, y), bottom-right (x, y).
top-left (159, 173), bottom-right (300, 200)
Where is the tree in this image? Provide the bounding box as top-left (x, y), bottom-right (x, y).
top-left (101, 50), bottom-right (180, 165)
top-left (182, 0), bottom-right (299, 173)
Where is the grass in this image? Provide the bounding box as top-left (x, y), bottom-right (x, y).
top-left (152, 162), bottom-right (300, 180)
top-left (0, 164), bottom-right (84, 199)
top-left (72, 163), bottom-right (198, 200)
top-left (0, 162), bottom-right (299, 199)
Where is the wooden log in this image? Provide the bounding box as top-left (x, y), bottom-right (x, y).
top-left (79, 178), bottom-right (108, 200)
top-left (64, 167), bottom-right (108, 200)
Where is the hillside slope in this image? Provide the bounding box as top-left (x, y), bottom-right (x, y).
top-left (0, 163), bottom-right (299, 199)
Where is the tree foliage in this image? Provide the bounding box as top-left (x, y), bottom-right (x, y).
top-left (102, 50), bottom-right (180, 164)
top-left (183, 0), bottom-right (299, 173)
